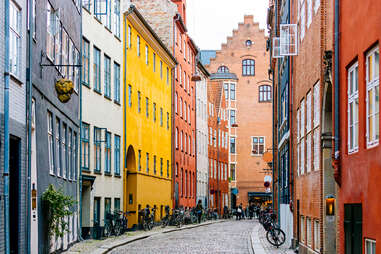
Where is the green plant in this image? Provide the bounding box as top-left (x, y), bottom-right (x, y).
top-left (42, 184), bottom-right (76, 239)
top-left (228, 177), bottom-right (232, 182)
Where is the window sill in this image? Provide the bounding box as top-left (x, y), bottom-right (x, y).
top-left (104, 95), bottom-right (112, 101)
top-left (83, 6), bottom-right (91, 15)
top-left (366, 141), bottom-right (379, 150)
top-left (114, 174), bottom-right (121, 178)
top-left (82, 82), bottom-right (90, 89)
top-left (94, 16), bottom-right (102, 25)
top-left (94, 89), bottom-right (102, 95)
top-left (348, 148), bottom-right (358, 155)
top-left (104, 172), bottom-right (112, 176)
top-left (10, 73), bottom-right (24, 86)
top-left (114, 100), bottom-right (121, 106)
top-left (81, 168), bottom-right (91, 173)
top-left (114, 34), bottom-right (121, 42)
top-left (94, 170), bottom-right (102, 175)
top-left (104, 25), bottom-right (112, 34)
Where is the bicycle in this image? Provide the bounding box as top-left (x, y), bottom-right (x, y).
top-left (104, 212), bottom-right (121, 237)
top-left (262, 211), bottom-right (286, 247)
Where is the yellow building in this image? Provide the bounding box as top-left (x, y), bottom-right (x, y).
top-left (123, 5), bottom-right (176, 228)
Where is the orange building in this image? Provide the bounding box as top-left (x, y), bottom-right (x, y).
top-left (207, 81), bottom-right (229, 214)
top-left (201, 15), bottom-right (272, 209)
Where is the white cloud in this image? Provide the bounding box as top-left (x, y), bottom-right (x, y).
top-left (187, 0), bottom-right (268, 50)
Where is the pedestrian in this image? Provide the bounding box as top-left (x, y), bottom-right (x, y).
top-left (196, 200), bottom-right (203, 223)
top-left (237, 203), bottom-right (243, 220)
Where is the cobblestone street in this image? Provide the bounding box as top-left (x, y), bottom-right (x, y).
top-left (110, 220), bottom-right (255, 254)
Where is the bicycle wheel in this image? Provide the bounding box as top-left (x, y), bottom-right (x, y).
top-left (114, 221), bottom-right (122, 236)
top-left (266, 228), bottom-right (286, 247)
top-left (143, 221), bottom-right (148, 231)
top-left (104, 223), bottom-right (112, 237)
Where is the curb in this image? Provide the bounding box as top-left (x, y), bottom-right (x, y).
top-left (93, 220), bottom-right (226, 254)
top-left (251, 223), bottom-right (267, 254)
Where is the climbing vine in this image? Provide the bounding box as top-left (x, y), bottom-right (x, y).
top-left (42, 184), bottom-right (76, 239)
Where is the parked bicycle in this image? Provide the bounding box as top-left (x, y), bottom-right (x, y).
top-left (104, 211), bottom-right (122, 237)
top-left (260, 210), bottom-right (285, 247)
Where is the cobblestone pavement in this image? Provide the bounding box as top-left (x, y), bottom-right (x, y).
top-left (110, 220), bottom-right (256, 254)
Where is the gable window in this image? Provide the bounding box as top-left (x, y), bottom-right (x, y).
top-left (137, 35), bottom-right (140, 56)
top-left (104, 55), bottom-right (111, 98)
top-left (366, 46), bottom-right (379, 147)
top-left (252, 136), bottom-right (265, 155)
top-left (145, 45), bottom-right (149, 65)
top-left (242, 59), bottom-right (255, 76)
top-left (217, 66), bottom-right (229, 73)
top-left (348, 63), bottom-right (359, 153)
top-left (259, 85), bottom-right (272, 102)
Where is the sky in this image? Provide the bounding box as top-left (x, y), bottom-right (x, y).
top-left (187, 0), bottom-right (269, 50)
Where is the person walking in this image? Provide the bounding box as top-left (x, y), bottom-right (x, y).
top-left (196, 200), bottom-right (203, 223)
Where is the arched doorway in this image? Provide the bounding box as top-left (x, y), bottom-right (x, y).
top-left (321, 81), bottom-right (336, 253)
top-left (125, 145), bottom-right (137, 228)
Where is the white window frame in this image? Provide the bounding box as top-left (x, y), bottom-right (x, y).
top-left (251, 136), bottom-right (265, 155)
top-left (300, 0), bottom-right (306, 40)
top-left (314, 220), bottom-right (320, 251)
top-left (307, 0), bottom-right (312, 28)
top-left (307, 217), bottom-right (312, 247)
top-left (365, 239), bottom-right (376, 254)
top-left (366, 46), bottom-right (379, 148)
top-left (10, 1), bottom-right (21, 76)
top-left (314, 0), bottom-right (320, 14)
top-left (313, 128), bottom-right (320, 171)
top-left (301, 216), bottom-right (305, 243)
top-left (348, 63), bottom-right (359, 153)
top-left (314, 82), bottom-right (321, 128)
top-left (48, 112), bottom-right (54, 175)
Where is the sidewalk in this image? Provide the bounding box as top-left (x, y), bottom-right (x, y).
top-left (64, 220), bottom-right (224, 254)
top-left (251, 222), bottom-right (295, 254)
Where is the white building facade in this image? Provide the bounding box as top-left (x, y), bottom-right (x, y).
top-left (80, 0), bottom-right (124, 238)
top-left (196, 62), bottom-right (209, 208)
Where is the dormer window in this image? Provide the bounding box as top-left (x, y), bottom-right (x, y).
top-left (217, 66), bottom-right (229, 73)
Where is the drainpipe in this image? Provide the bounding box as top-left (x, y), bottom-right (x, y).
top-left (334, 0), bottom-right (340, 164)
top-left (3, 0), bottom-right (10, 253)
top-left (79, 0), bottom-right (83, 240)
top-left (26, 0), bottom-right (34, 252)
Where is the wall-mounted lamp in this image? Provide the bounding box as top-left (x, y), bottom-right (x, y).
top-left (325, 196), bottom-right (335, 216)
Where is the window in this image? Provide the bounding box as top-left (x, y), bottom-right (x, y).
top-left (104, 55), bottom-right (111, 98)
top-left (56, 119), bottom-right (62, 176)
top-left (146, 153), bottom-right (149, 173)
top-left (179, 65), bottom-right (182, 84)
top-left (306, 132), bottom-right (312, 172)
top-left (153, 155), bottom-right (157, 174)
top-left (167, 160), bottom-right (169, 178)
top-left (167, 67), bottom-right (169, 85)
top-left (114, 198), bottom-right (120, 212)
top-left (160, 158), bottom-right (163, 176)
top-left (314, 0), bottom-right (320, 13)
top-left (300, 216), bottom-right (305, 243)
top-left (46, 2), bottom-right (55, 61)
top-left (224, 83), bottom-right (229, 100)
top-left (167, 112), bottom-right (170, 130)
top-left (9, 2), bottom-right (21, 76)
top-left (217, 66), bottom-right (229, 73)
top-left (242, 59), bottom-right (255, 76)
top-left (138, 150), bottom-right (141, 171)
top-left (366, 46), bottom-right (379, 147)
top-left (160, 108), bottom-right (163, 126)
top-left (137, 35), bottom-right (140, 56)
top-left (94, 0), bottom-right (108, 23)
top-left (114, 135), bottom-right (120, 176)
top-left (93, 47), bottom-right (101, 92)
top-left (307, 217), bottom-right (312, 246)
top-left (146, 97), bottom-right (149, 118)
top-left (230, 83), bottom-right (236, 100)
top-left (300, 99), bottom-right (305, 175)
top-left (180, 98), bottom-right (183, 117)
top-left (145, 45), bottom-right (149, 65)
top-left (48, 112), bottom-right (54, 175)
top-left (314, 82), bottom-right (320, 127)
top-left (245, 40), bottom-right (252, 47)
top-left (80, 124), bottom-right (89, 171)
top-left (153, 53), bottom-right (156, 72)
top-left (104, 198), bottom-right (111, 222)
top-left (62, 124), bottom-right (67, 178)
top-left (176, 128), bottom-right (179, 149)
top-left (307, 0), bottom-right (312, 27)
top-left (113, 0), bottom-right (120, 37)
top-left (230, 137), bottom-right (236, 154)
top-left (313, 128), bottom-right (320, 170)
top-left (175, 92), bottom-right (178, 114)
top-left (153, 103), bottom-right (156, 122)
top-left (230, 164), bottom-right (236, 180)
top-left (230, 110), bottom-right (236, 126)
top-left (300, 0), bottom-right (306, 40)
top-left (347, 63), bottom-right (359, 153)
top-left (82, 39), bottom-right (90, 85)
top-left (94, 127), bottom-right (102, 173)
top-left (137, 91), bottom-right (141, 113)
top-left (365, 239), bottom-right (376, 254)
top-left (160, 61), bottom-right (163, 79)
top-left (68, 129), bottom-right (73, 180)
top-left (184, 102), bottom-right (187, 122)
top-left (252, 137), bottom-right (265, 155)
top-left (73, 132), bottom-right (78, 180)
top-left (181, 131), bottom-right (183, 151)
top-left (259, 85), bottom-right (272, 102)
top-left (314, 220), bottom-right (320, 251)
top-left (114, 62), bottom-right (120, 103)
top-left (128, 26), bottom-right (132, 48)
top-left (105, 132), bottom-right (111, 174)
top-left (128, 85), bottom-right (132, 107)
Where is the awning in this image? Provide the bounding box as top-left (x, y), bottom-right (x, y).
top-left (82, 175), bottom-right (96, 186)
top-left (248, 192), bottom-right (272, 198)
top-left (231, 188), bottom-right (238, 195)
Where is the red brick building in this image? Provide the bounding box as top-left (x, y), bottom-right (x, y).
top-left (202, 15), bottom-right (272, 209)
top-left (207, 80), bottom-right (229, 214)
top-left (172, 0), bottom-right (198, 209)
top-left (335, 0), bottom-right (381, 252)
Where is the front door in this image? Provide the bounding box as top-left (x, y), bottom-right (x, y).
top-left (344, 204), bottom-right (362, 254)
top-left (10, 136), bottom-right (21, 254)
top-left (93, 197), bottom-right (101, 238)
